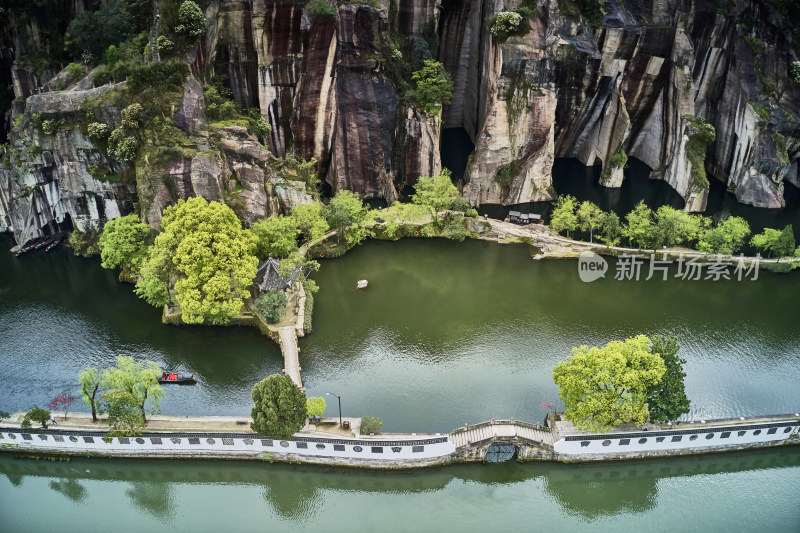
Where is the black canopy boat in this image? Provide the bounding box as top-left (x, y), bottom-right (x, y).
top-left (34, 236), bottom-right (54, 250)
top-left (158, 372), bottom-right (197, 384)
top-left (15, 236), bottom-right (46, 256)
top-left (45, 233), bottom-right (64, 252)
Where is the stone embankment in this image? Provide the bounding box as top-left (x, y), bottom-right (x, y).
top-left (2, 413), bottom-right (797, 469)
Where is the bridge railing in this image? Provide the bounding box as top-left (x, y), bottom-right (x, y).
top-left (451, 419), bottom-right (551, 435)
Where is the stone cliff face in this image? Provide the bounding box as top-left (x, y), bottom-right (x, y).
top-left (2, 0), bottom-right (799, 243)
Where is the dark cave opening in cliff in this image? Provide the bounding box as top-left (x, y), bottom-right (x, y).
top-left (440, 128), bottom-right (475, 182)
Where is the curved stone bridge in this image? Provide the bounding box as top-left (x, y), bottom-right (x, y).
top-left (449, 420), bottom-right (556, 462)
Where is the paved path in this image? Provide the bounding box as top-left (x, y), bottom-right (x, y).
top-left (449, 420), bottom-right (555, 448)
top-left (278, 326), bottom-right (303, 389)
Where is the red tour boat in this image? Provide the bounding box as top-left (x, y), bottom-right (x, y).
top-left (158, 372), bottom-right (197, 384)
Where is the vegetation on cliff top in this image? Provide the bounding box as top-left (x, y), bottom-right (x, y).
top-left (408, 60), bottom-right (454, 117)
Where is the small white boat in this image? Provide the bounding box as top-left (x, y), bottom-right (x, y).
top-left (357, 280), bottom-right (368, 289)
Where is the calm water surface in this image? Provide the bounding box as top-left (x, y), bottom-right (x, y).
top-left (0, 450), bottom-right (798, 532)
top-left (1, 234), bottom-right (800, 529)
top-left (1, 235), bottom-right (800, 429)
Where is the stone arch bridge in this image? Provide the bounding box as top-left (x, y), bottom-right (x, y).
top-left (449, 419), bottom-right (556, 462)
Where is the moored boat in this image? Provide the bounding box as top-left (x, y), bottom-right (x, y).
top-left (158, 372), bottom-right (197, 384)
top-left (34, 236), bottom-right (53, 250)
top-left (16, 237), bottom-right (46, 256)
top-left (45, 233), bottom-right (64, 252)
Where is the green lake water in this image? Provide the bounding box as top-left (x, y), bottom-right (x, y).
top-left (1, 234), bottom-right (799, 529)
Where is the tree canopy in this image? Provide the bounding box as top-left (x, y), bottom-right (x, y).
top-left (600, 212), bottom-right (621, 246)
top-left (576, 201), bottom-right (604, 242)
top-left (645, 335), bottom-right (690, 422)
top-left (99, 214), bottom-right (152, 273)
top-left (291, 202), bottom-right (330, 244)
top-left (250, 216), bottom-right (300, 259)
top-left (253, 290), bottom-right (288, 324)
top-left (101, 355), bottom-right (163, 422)
top-left (306, 396), bottom-right (327, 417)
top-left (250, 374), bottom-right (308, 439)
top-left (79, 366), bottom-right (103, 423)
top-left (102, 389), bottom-right (146, 437)
top-left (175, 0), bottom-right (207, 39)
top-left (652, 206), bottom-right (705, 248)
top-left (409, 60), bottom-right (454, 116)
top-left (549, 194), bottom-right (578, 238)
top-left (553, 335), bottom-right (666, 432)
top-left (622, 201), bottom-right (654, 249)
top-left (136, 197), bottom-right (259, 324)
top-left (324, 190), bottom-right (372, 247)
top-left (411, 169), bottom-right (460, 226)
top-left (696, 216), bottom-right (750, 254)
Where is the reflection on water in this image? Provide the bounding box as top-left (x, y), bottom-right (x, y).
top-left (126, 482), bottom-right (174, 520)
top-left (0, 449), bottom-right (799, 530)
top-left (49, 478), bottom-right (88, 503)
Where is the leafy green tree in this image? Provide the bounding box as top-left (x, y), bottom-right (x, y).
top-left (324, 190), bottom-right (372, 247)
top-left (253, 290), bottom-right (288, 324)
top-left (549, 194), bottom-right (578, 238)
top-left (750, 227), bottom-right (781, 256)
top-left (307, 0), bottom-right (336, 17)
top-left (250, 374), bottom-right (308, 439)
top-left (697, 216), bottom-right (750, 254)
top-left (576, 201), bottom-right (604, 242)
top-left (411, 169), bottom-right (460, 227)
top-left (408, 60), bottom-right (454, 116)
top-left (646, 335), bottom-right (690, 423)
top-left (65, 0), bottom-right (135, 58)
top-left (251, 216), bottom-right (300, 259)
top-left (490, 11), bottom-right (523, 41)
top-left (79, 367), bottom-right (103, 423)
top-left (599, 211), bottom-right (621, 246)
top-left (102, 389), bottom-right (145, 438)
top-left (306, 396), bottom-right (327, 417)
top-left (101, 355), bottom-right (163, 423)
top-left (136, 197), bottom-right (259, 324)
top-left (773, 225), bottom-right (796, 257)
top-left (175, 0), bottom-right (207, 39)
top-left (552, 335), bottom-right (666, 432)
top-left (21, 407), bottom-right (52, 429)
top-left (291, 202), bottom-right (330, 243)
top-left (622, 201), bottom-right (654, 248)
top-left (361, 416), bottom-right (383, 434)
top-left (278, 251), bottom-right (320, 284)
top-left (652, 206), bottom-right (703, 248)
top-left (99, 214), bottom-right (152, 274)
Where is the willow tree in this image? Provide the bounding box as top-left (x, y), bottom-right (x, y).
top-left (553, 335), bottom-right (666, 432)
top-left (101, 356), bottom-right (163, 423)
top-left (135, 197), bottom-right (259, 324)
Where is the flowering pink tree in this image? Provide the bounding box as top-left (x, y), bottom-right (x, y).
top-left (541, 398), bottom-right (557, 414)
top-left (48, 393), bottom-right (76, 421)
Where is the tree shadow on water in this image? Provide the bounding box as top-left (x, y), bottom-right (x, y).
top-left (49, 478), bottom-right (88, 503)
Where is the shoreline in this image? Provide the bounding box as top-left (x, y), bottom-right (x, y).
top-left (2, 412), bottom-right (797, 470)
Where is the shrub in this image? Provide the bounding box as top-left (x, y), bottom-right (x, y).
top-left (93, 66), bottom-right (114, 86)
top-left (361, 416), bottom-right (383, 434)
top-left (67, 62), bottom-right (85, 82)
top-left (248, 112), bottom-right (272, 142)
top-left (88, 122), bottom-right (113, 140)
top-left (408, 60), bottom-right (454, 117)
top-left (790, 61), bottom-right (800, 85)
top-left (175, 1), bottom-right (207, 39)
top-left (306, 396), bottom-right (326, 417)
top-left (121, 103), bottom-right (144, 129)
top-left (157, 35), bottom-right (174, 52)
top-left (253, 290), bottom-right (288, 324)
top-left (21, 407), bottom-right (51, 429)
top-left (127, 60), bottom-right (189, 92)
top-left (466, 208), bottom-right (479, 218)
top-left (41, 119), bottom-right (63, 135)
top-left (113, 136), bottom-right (139, 161)
top-left (307, 1), bottom-right (336, 17)
top-left (490, 11), bottom-right (522, 41)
